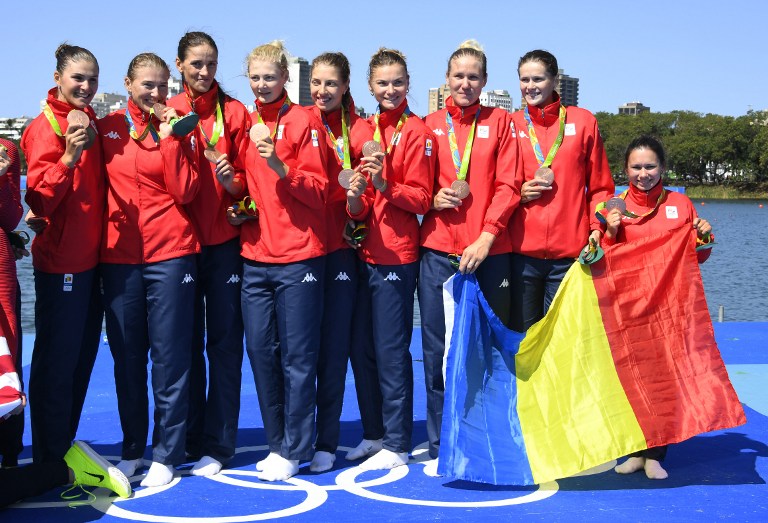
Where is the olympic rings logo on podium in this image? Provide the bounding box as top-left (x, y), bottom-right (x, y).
top-left (12, 444), bottom-right (616, 521)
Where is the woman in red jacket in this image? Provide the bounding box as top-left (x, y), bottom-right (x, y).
top-left (21, 44), bottom-right (104, 465)
top-left (307, 51), bottom-right (372, 472)
top-left (419, 40), bottom-right (522, 461)
top-left (235, 40), bottom-right (328, 482)
top-left (98, 52), bottom-right (199, 487)
top-left (346, 48), bottom-right (435, 471)
top-left (606, 135), bottom-right (713, 480)
top-left (509, 49), bottom-right (614, 332)
top-left (168, 31), bottom-right (250, 478)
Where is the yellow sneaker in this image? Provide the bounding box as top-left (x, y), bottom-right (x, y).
top-left (63, 441), bottom-right (132, 498)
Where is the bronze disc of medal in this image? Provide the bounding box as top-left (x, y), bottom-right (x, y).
top-left (451, 180), bottom-right (470, 199)
top-left (338, 168), bottom-right (355, 189)
top-left (152, 103), bottom-right (167, 120)
top-left (204, 147), bottom-right (222, 163)
top-left (534, 167), bottom-right (555, 186)
top-left (67, 110), bottom-right (90, 129)
top-left (249, 123), bottom-right (271, 143)
top-left (82, 126), bottom-right (96, 150)
top-left (362, 140), bottom-right (382, 157)
top-left (606, 197), bottom-right (627, 214)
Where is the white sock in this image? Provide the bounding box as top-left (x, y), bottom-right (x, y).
top-left (359, 449), bottom-right (409, 471)
top-left (256, 455), bottom-right (299, 481)
top-left (116, 458), bottom-right (143, 477)
top-left (191, 456), bottom-right (222, 477)
top-left (345, 439), bottom-right (383, 461)
top-left (256, 451), bottom-right (279, 471)
top-left (140, 462), bottom-right (175, 487)
top-left (310, 451), bottom-right (336, 472)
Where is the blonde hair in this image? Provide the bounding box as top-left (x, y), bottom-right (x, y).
top-left (126, 53), bottom-right (170, 81)
top-left (447, 39), bottom-right (487, 78)
top-left (367, 47), bottom-right (408, 85)
top-left (246, 40), bottom-right (290, 77)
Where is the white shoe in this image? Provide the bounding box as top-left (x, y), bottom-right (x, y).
top-left (140, 461), bottom-right (175, 487)
top-left (256, 455), bottom-right (299, 481)
top-left (345, 439), bottom-right (383, 461)
top-left (191, 456), bottom-right (222, 477)
top-left (310, 451), bottom-right (336, 472)
top-left (116, 458), bottom-right (144, 477)
top-left (256, 451), bottom-right (279, 471)
top-left (359, 449), bottom-right (409, 471)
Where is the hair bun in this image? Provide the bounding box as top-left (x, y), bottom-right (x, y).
top-left (458, 39), bottom-right (483, 52)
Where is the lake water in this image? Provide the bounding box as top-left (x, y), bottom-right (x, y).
top-left (10, 195), bottom-right (768, 332)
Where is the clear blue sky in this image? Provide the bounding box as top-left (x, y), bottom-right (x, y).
top-left (2, 0), bottom-right (764, 118)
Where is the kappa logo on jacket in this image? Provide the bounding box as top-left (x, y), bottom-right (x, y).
top-left (335, 272), bottom-right (351, 281)
top-left (226, 274), bottom-right (241, 284)
top-left (519, 130), bottom-right (527, 138)
top-left (105, 131), bottom-right (121, 140)
top-left (301, 273), bottom-right (318, 283)
top-left (499, 279), bottom-right (510, 288)
top-left (383, 272), bottom-right (401, 281)
top-left (181, 274), bottom-right (195, 284)
top-left (432, 128), bottom-right (444, 136)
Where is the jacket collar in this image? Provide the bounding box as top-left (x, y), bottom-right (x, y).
top-left (446, 96), bottom-right (481, 120)
top-left (186, 81), bottom-right (219, 115)
top-left (526, 92), bottom-right (561, 126)
top-left (377, 98), bottom-right (409, 128)
top-left (255, 90), bottom-right (288, 121)
top-left (46, 87), bottom-right (96, 119)
top-left (127, 97), bottom-right (160, 128)
top-left (627, 179), bottom-right (665, 208)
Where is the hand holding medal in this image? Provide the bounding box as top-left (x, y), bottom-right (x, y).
top-left (151, 103), bottom-right (199, 137)
top-left (67, 110), bottom-right (96, 150)
top-left (360, 141), bottom-right (386, 191)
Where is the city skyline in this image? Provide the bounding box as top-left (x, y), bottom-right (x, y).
top-left (1, 1), bottom-right (765, 119)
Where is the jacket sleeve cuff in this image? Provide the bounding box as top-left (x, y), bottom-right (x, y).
top-left (482, 222), bottom-right (503, 237)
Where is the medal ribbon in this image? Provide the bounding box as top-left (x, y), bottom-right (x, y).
top-left (42, 102), bottom-right (64, 137)
top-left (321, 105), bottom-right (351, 169)
top-left (373, 105), bottom-right (410, 155)
top-left (124, 109), bottom-right (159, 144)
top-left (594, 187), bottom-right (668, 223)
top-left (198, 98), bottom-right (224, 149)
top-left (445, 107), bottom-right (481, 182)
top-left (523, 104), bottom-right (566, 168)
top-left (255, 95), bottom-right (292, 140)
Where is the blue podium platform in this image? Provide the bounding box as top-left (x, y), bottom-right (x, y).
top-left (6, 323), bottom-right (768, 522)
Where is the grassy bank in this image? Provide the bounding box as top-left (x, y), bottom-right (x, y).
top-left (684, 185), bottom-right (768, 199)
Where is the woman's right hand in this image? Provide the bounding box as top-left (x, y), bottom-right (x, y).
top-left (432, 186), bottom-right (462, 210)
top-left (61, 124), bottom-right (88, 167)
top-left (226, 206), bottom-right (249, 226)
top-left (604, 208), bottom-right (623, 239)
top-left (520, 178), bottom-right (553, 203)
top-left (25, 209), bottom-right (48, 233)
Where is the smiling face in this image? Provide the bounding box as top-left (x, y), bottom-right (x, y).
top-left (447, 55), bottom-right (487, 108)
top-left (626, 147), bottom-right (663, 192)
top-left (310, 63), bottom-right (348, 113)
top-left (518, 60), bottom-right (557, 108)
top-left (125, 66), bottom-right (170, 113)
top-left (176, 43), bottom-right (218, 98)
top-left (248, 60), bottom-right (288, 104)
top-left (369, 63), bottom-right (409, 111)
top-left (54, 59), bottom-right (99, 109)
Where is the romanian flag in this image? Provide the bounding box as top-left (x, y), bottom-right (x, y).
top-left (438, 225), bottom-right (746, 485)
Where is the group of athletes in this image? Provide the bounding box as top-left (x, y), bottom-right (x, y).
top-left (0, 31), bottom-right (715, 502)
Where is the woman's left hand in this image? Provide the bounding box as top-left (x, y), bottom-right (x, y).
top-left (693, 217), bottom-right (712, 239)
top-left (214, 154), bottom-right (234, 184)
top-left (459, 232), bottom-right (495, 275)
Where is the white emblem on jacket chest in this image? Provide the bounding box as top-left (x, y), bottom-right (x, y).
top-left (666, 206), bottom-right (679, 219)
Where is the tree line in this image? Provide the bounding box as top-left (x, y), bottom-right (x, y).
top-left (595, 110), bottom-right (768, 186)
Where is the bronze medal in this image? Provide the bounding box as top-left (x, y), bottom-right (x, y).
top-left (606, 197), bottom-right (627, 214)
top-left (338, 168), bottom-right (355, 189)
top-left (249, 123), bottom-right (271, 143)
top-left (152, 103), bottom-right (167, 120)
top-left (451, 180), bottom-right (470, 199)
top-left (362, 140), bottom-right (382, 158)
top-left (204, 147), bottom-right (222, 163)
top-left (66, 109), bottom-right (90, 129)
top-left (534, 167), bottom-right (555, 186)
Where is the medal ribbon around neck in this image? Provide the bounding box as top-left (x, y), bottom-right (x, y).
top-left (373, 105), bottom-right (410, 155)
top-left (197, 97), bottom-right (224, 149)
top-left (445, 107), bottom-right (481, 182)
top-left (594, 187), bottom-right (668, 223)
top-left (322, 105), bottom-right (351, 169)
top-left (523, 104), bottom-right (566, 168)
top-left (42, 102), bottom-right (64, 137)
top-left (255, 95), bottom-right (293, 140)
top-left (124, 109), bottom-right (159, 144)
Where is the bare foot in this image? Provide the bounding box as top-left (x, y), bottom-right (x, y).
top-left (614, 456), bottom-right (645, 474)
top-left (644, 459), bottom-right (668, 480)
